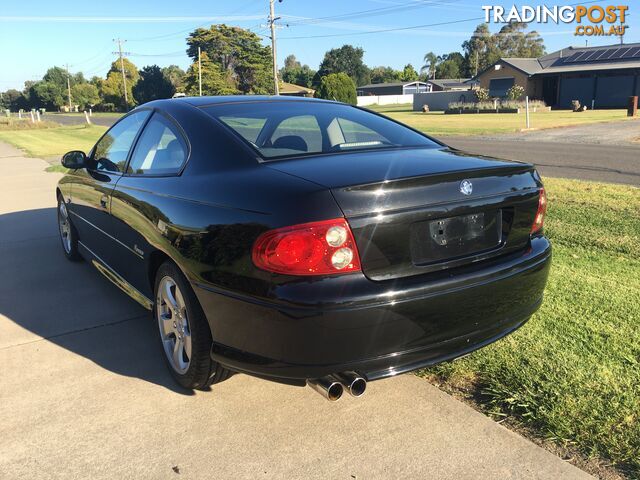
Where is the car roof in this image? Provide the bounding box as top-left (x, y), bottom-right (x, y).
top-left (171, 95), bottom-right (337, 107)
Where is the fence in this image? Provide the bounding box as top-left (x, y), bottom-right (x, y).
top-left (357, 94), bottom-right (414, 107)
top-left (412, 91), bottom-right (477, 111)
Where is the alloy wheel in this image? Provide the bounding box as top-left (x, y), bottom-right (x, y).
top-left (157, 276), bottom-right (192, 374)
top-left (58, 201), bottom-right (72, 254)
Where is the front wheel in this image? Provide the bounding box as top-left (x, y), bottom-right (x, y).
top-left (57, 197), bottom-right (81, 261)
top-left (154, 261), bottom-right (231, 390)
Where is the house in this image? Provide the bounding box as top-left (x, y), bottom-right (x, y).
top-left (279, 82), bottom-right (315, 97)
top-left (426, 78), bottom-right (473, 91)
top-left (474, 42), bottom-right (640, 108)
top-left (356, 81), bottom-right (429, 96)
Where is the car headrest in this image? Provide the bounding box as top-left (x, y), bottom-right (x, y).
top-left (272, 135), bottom-right (308, 152)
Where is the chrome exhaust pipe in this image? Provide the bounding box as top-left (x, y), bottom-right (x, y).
top-left (307, 376), bottom-right (344, 401)
top-left (334, 371), bottom-right (367, 397)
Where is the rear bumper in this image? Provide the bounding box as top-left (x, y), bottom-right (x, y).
top-left (194, 237), bottom-right (551, 382)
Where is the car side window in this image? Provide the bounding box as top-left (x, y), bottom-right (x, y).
top-left (92, 111), bottom-right (150, 173)
top-left (127, 114), bottom-right (188, 175)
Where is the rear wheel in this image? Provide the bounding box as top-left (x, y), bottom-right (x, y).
top-left (154, 261), bottom-right (231, 390)
top-left (57, 197), bottom-right (81, 261)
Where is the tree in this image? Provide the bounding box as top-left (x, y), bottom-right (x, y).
top-left (184, 51), bottom-right (238, 96)
top-left (99, 58), bottom-right (140, 110)
top-left (462, 22), bottom-right (545, 77)
top-left (280, 55), bottom-right (316, 88)
top-left (401, 64), bottom-right (419, 82)
top-left (281, 64), bottom-right (316, 88)
top-left (133, 65), bottom-right (175, 104)
top-left (435, 52), bottom-right (465, 79)
top-left (186, 24), bottom-right (273, 94)
top-left (43, 67), bottom-right (69, 91)
top-left (421, 52), bottom-right (438, 80)
top-left (30, 81), bottom-right (65, 110)
top-left (369, 66), bottom-right (401, 84)
top-left (71, 83), bottom-right (100, 109)
top-left (462, 23), bottom-right (500, 77)
top-left (315, 45), bottom-right (370, 87)
top-left (162, 65), bottom-right (186, 93)
top-left (315, 73), bottom-right (356, 105)
top-left (496, 22), bottom-right (545, 58)
top-left (0, 89), bottom-right (25, 111)
top-left (283, 54), bottom-right (301, 70)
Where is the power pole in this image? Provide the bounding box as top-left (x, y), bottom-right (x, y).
top-left (113, 38), bottom-right (129, 107)
top-left (198, 46), bottom-right (202, 96)
top-left (65, 63), bottom-right (72, 112)
top-left (268, 0), bottom-right (280, 95)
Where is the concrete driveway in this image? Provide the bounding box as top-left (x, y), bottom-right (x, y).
top-left (0, 141), bottom-right (592, 479)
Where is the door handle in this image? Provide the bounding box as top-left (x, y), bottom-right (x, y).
top-left (100, 196), bottom-right (108, 209)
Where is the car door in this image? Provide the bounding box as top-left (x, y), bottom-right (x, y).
top-left (69, 110), bottom-right (151, 266)
top-left (110, 112), bottom-right (189, 297)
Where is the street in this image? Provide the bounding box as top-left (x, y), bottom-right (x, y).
top-left (443, 137), bottom-right (640, 186)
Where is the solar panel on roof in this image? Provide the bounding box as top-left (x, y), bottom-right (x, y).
top-left (621, 46), bottom-right (640, 59)
top-left (599, 49), bottom-right (617, 60)
top-left (566, 51), bottom-right (589, 63)
top-left (581, 49), bottom-right (602, 61)
top-left (610, 48), bottom-right (629, 59)
top-left (562, 45), bottom-right (640, 64)
top-left (593, 49), bottom-right (610, 60)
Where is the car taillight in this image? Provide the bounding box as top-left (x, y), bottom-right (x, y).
top-left (252, 218), bottom-right (362, 275)
top-left (531, 187), bottom-right (547, 234)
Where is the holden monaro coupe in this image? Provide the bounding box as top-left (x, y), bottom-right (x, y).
top-left (56, 96), bottom-right (550, 401)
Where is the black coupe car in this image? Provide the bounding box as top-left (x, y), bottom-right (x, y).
top-left (57, 96), bottom-right (550, 401)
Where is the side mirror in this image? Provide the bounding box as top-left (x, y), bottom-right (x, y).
top-left (61, 150), bottom-right (87, 169)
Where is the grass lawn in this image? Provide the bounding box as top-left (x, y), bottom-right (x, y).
top-left (0, 124), bottom-right (106, 158)
top-left (367, 104), bottom-right (634, 136)
top-left (420, 177), bottom-right (640, 475)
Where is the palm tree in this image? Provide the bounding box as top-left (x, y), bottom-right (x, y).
top-left (421, 52), bottom-right (438, 80)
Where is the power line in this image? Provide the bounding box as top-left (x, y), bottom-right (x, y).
top-left (128, 51), bottom-right (186, 57)
top-left (279, 17), bottom-right (480, 40)
top-left (278, 0), bottom-right (609, 40)
top-left (283, 0), bottom-right (460, 26)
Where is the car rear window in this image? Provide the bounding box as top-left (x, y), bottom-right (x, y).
top-left (202, 101), bottom-right (437, 160)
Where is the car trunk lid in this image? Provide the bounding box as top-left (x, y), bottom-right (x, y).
top-left (267, 147), bottom-right (542, 281)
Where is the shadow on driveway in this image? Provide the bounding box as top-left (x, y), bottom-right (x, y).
top-left (0, 207), bottom-right (192, 394)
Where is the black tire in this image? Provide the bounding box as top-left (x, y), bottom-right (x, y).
top-left (57, 196), bottom-right (81, 261)
top-left (153, 260), bottom-right (231, 390)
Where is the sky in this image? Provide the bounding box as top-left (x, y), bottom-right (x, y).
top-left (0, 0), bottom-right (637, 91)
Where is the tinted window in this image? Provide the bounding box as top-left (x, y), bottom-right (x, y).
top-left (489, 77), bottom-right (515, 98)
top-left (128, 114), bottom-right (187, 175)
top-left (204, 101), bottom-right (436, 160)
top-left (92, 110), bottom-right (150, 173)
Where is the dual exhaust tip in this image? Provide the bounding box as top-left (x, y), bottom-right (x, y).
top-left (307, 371), bottom-right (366, 401)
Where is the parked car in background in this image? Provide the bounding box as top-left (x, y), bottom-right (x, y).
top-left (56, 96), bottom-right (550, 401)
